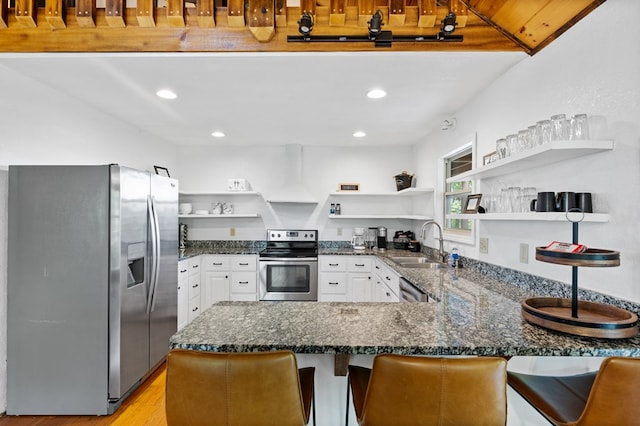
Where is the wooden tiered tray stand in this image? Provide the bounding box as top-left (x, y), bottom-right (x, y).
top-left (521, 215), bottom-right (638, 339)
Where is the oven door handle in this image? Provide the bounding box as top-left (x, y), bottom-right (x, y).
top-left (259, 257), bottom-right (318, 262)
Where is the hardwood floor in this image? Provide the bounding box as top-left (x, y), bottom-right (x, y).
top-left (0, 364), bottom-right (167, 425)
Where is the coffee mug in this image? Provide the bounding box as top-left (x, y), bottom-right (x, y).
top-left (556, 192), bottom-right (576, 212)
top-left (530, 192), bottom-right (556, 212)
top-left (575, 192), bottom-right (593, 213)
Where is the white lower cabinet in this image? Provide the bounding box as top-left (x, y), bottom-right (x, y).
top-left (202, 254), bottom-right (258, 307)
top-left (177, 260), bottom-right (189, 330)
top-left (320, 255), bottom-right (375, 302)
top-left (373, 258), bottom-right (400, 302)
top-left (187, 257), bottom-right (202, 321)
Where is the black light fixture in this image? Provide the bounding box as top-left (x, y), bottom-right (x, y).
top-left (368, 10), bottom-right (384, 39)
top-left (438, 12), bottom-right (457, 38)
top-left (298, 12), bottom-right (314, 38)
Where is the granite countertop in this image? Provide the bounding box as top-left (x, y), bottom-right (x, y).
top-left (170, 248), bottom-right (640, 357)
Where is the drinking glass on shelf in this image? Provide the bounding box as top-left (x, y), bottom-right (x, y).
top-left (537, 120), bottom-right (552, 144)
top-left (507, 186), bottom-right (521, 213)
top-left (521, 187), bottom-right (537, 213)
top-left (569, 114), bottom-right (590, 140)
top-left (550, 114), bottom-right (569, 141)
top-left (498, 188), bottom-right (510, 213)
top-left (518, 130), bottom-right (530, 151)
top-left (527, 125), bottom-right (539, 148)
top-left (506, 134), bottom-right (519, 155)
top-left (496, 138), bottom-right (509, 159)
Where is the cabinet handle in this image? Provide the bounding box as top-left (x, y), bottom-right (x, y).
top-left (386, 292), bottom-right (391, 297)
top-left (180, 268), bottom-right (188, 273)
top-left (192, 307), bottom-right (198, 312)
top-left (355, 264), bottom-right (365, 267)
top-left (375, 266), bottom-right (380, 270)
top-left (329, 263), bottom-right (339, 266)
top-left (177, 285), bottom-right (181, 290)
top-left (192, 265), bottom-right (199, 269)
top-left (239, 281), bottom-right (249, 285)
top-left (213, 262), bottom-right (223, 266)
top-left (238, 262), bottom-right (249, 266)
top-left (385, 276), bottom-right (391, 281)
top-left (192, 283), bottom-right (199, 288)
top-left (329, 282), bottom-right (340, 285)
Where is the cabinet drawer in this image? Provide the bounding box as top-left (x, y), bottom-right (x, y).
top-left (202, 255), bottom-right (231, 271)
top-left (319, 273), bottom-right (347, 294)
top-left (230, 272), bottom-right (257, 294)
top-left (231, 256), bottom-right (257, 271)
top-left (188, 294), bottom-right (201, 321)
top-left (178, 260), bottom-right (189, 280)
top-left (188, 274), bottom-right (201, 298)
top-left (188, 257), bottom-right (201, 276)
top-left (348, 256), bottom-right (372, 272)
top-left (320, 256), bottom-right (347, 272)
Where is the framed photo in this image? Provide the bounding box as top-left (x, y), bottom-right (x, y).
top-left (463, 194), bottom-right (483, 213)
top-left (483, 151), bottom-right (498, 166)
top-left (154, 166), bottom-right (170, 177)
top-left (338, 183), bottom-right (360, 192)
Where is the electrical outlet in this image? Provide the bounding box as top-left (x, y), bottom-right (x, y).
top-left (520, 243), bottom-right (529, 263)
top-left (230, 227), bottom-right (236, 237)
top-left (337, 228), bottom-right (342, 236)
top-left (479, 238), bottom-right (489, 254)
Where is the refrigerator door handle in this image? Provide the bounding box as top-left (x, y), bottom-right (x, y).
top-left (146, 196), bottom-right (161, 314)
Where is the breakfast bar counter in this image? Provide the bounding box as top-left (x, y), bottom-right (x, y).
top-left (170, 266), bottom-right (640, 357)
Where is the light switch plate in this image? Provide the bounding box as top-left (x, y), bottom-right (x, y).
top-left (520, 243), bottom-right (529, 263)
top-left (479, 238), bottom-right (489, 254)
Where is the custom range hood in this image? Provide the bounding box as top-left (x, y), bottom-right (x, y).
top-left (266, 145), bottom-right (317, 204)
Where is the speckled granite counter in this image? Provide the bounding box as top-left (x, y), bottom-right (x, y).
top-left (170, 250), bottom-right (640, 356)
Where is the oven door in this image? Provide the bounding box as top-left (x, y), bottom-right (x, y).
top-left (258, 258), bottom-right (318, 301)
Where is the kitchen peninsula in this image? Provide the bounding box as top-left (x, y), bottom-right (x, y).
top-left (170, 254), bottom-right (640, 357)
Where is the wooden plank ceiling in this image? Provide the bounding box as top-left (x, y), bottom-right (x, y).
top-left (0, 0), bottom-right (605, 54)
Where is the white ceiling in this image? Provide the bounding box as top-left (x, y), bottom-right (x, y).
top-left (0, 51), bottom-right (525, 147)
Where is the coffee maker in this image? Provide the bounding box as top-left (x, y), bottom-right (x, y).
top-left (351, 227), bottom-right (366, 250)
top-left (376, 226), bottom-right (387, 251)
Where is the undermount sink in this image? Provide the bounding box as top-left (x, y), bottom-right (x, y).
top-left (390, 257), bottom-right (446, 269)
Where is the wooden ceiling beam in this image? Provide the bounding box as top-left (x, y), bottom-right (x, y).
top-left (45, 0), bottom-right (66, 28)
top-left (75, 0), bottom-right (95, 27)
top-left (136, 0), bottom-right (155, 27)
top-left (15, 0), bottom-right (37, 28)
top-left (105, 0), bottom-right (125, 27)
top-left (0, 0), bottom-right (8, 28)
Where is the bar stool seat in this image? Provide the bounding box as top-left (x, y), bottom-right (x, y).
top-left (166, 349), bottom-right (315, 426)
top-left (507, 357), bottom-right (640, 426)
top-left (347, 355), bottom-right (508, 426)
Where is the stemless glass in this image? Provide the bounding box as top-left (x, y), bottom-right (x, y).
top-left (537, 120), bottom-right (552, 144)
top-left (550, 114), bottom-right (569, 141)
top-left (518, 130), bottom-right (530, 151)
top-left (521, 187), bottom-right (537, 213)
top-left (506, 134), bottom-right (519, 155)
top-left (496, 138), bottom-right (509, 159)
top-left (570, 114), bottom-right (590, 140)
top-left (527, 125), bottom-right (539, 147)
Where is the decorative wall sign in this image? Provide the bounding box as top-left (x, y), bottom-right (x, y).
top-left (338, 183), bottom-right (360, 192)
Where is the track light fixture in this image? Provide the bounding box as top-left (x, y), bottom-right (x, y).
top-left (287, 9), bottom-right (463, 46)
top-left (368, 10), bottom-right (383, 39)
top-left (438, 12), bottom-right (457, 39)
top-left (298, 12), bottom-right (314, 39)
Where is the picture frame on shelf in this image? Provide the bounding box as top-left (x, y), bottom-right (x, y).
top-left (154, 166), bottom-right (170, 177)
top-left (338, 183), bottom-right (360, 192)
top-left (483, 151), bottom-right (498, 166)
top-left (463, 194), bottom-right (483, 213)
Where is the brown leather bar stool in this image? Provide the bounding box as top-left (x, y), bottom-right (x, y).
top-left (166, 349), bottom-right (315, 426)
top-left (346, 354), bottom-right (508, 426)
top-left (507, 356), bottom-right (640, 426)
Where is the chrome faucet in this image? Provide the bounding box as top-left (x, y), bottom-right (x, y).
top-left (420, 220), bottom-right (447, 263)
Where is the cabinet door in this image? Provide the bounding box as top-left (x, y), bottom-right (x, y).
top-left (177, 276), bottom-right (188, 330)
top-left (203, 271), bottom-right (230, 309)
top-left (348, 273), bottom-right (373, 302)
top-left (375, 278), bottom-right (399, 302)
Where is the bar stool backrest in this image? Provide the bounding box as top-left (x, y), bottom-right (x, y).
top-left (165, 349), bottom-right (309, 426)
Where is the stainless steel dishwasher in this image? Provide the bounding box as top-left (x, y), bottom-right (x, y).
top-left (399, 278), bottom-right (429, 302)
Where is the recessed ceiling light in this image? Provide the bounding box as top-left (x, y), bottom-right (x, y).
top-left (366, 88), bottom-right (387, 99)
top-left (156, 89), bottom-right (177, 99)
top-left (211, 131), bottom-right (226, 138)
top-left (353, 131), bottom-right (366, 138)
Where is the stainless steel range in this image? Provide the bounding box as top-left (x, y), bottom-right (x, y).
top-left (259, 229), bottom-right (318, 301)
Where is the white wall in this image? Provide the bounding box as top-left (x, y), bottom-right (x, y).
top-left (414, 0), bottom-right (640, 302)
top-left (176, 144), bottom-right (420, 241)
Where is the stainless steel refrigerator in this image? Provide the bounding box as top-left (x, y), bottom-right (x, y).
top-left (7, 165), bottom-right (178, 415)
